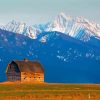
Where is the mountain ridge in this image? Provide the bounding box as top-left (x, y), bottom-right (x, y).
top-left (0, 13), bottom-right (100, 42)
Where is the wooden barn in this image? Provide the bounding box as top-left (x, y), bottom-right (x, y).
top-left (6, 59), bottom-right (44, 82)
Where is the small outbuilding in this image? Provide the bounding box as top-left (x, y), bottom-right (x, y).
top-left (6, 59), bottom-right (44, 82)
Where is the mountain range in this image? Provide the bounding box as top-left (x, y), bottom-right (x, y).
top-left (1, 13), bottom-right (100, 42)
top-left (0, 13), bottom-right (100, 83)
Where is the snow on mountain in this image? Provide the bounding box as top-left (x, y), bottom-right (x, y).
top-left (46, 13), bottom-right (100, 41)
top-left (0, 20), bottom-right (41, 39)
top-left (0, 13), bottom-right (100, 42)
top-left (1, 20), bottom-right (26, 34)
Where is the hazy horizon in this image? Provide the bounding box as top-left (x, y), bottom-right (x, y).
top-left (0, 0), bottom-right (99, 25)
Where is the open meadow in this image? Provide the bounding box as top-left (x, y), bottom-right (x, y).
top-left (0, 82), bottom-right (100, 100)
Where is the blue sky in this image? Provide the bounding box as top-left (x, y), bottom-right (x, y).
top-left (0, 0), bottom-right (99, 25)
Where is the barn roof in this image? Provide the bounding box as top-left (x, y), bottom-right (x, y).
top-left (11, 60), bottom-right (44, 73)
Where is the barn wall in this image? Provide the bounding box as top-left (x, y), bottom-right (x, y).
top-left (7, 72), bottom-right (21, 81)
top-left (21, 72), bottom-right (44, 82)
top-left (6, 64), bottom-right (21, 81)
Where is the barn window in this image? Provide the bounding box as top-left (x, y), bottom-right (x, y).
top-left (24, 77), bottom-right (26, 79)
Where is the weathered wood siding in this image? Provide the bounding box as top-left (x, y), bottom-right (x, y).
top-left (7, 72), bottom-right (21, 81)
top-left (21, 72), bottom-right (44, 82)
top-left (6, 64), bottom-right (21, 81)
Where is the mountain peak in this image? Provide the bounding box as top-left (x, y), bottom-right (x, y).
top-left (8, 20), bottom-right (26, 26)
top-left (57, 12), bottom-right (72, 21)
top-left (52, 13), bottom-right (100, 40)
top-left (0, 12), bottom-right (100, 42)
top-left (58, 12), bottom-right (66, 18)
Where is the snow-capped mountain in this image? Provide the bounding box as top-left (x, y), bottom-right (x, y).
top-left (0, 20), bottom-right (26, 34)
top-left (0, 13), bottom-right (100, 42)
top-left (46, 13), bottom-right (100, 41)
top-left (0, 20), bottom-right (41, 39)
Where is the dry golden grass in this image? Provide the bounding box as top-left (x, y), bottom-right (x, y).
top-left (0, 82), bottom-right (100, 100)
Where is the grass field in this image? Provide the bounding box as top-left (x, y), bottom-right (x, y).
top-left (0, 82), bottom-right (100, 100)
